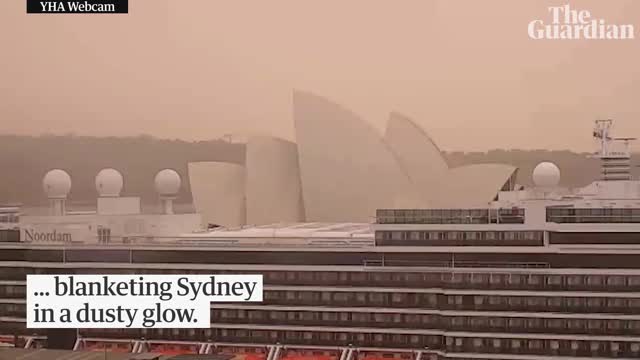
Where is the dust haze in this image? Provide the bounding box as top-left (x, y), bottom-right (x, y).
top-left (0, 0), bottom-right (639, 151)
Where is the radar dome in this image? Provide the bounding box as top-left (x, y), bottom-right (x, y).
top-left (95, 168), bottom-right (124, 197)
top-left (533, 162), bottom-right (561, 188)
top-left (43, 169), bottom-right (72, 198)
top-left (154, 169), bottom-right (181, 196)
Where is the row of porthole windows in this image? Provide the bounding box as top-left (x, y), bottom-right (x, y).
top-left (212, 309), bottom-right (640, 334)
top-left (262, 290), bottom-right (640, 313)
top-left (78, 327), bottom-right (640, 356)
top-left (3, 267), bottom-right (640, 290)
top-left (5, 286), bottom-right (640, 315)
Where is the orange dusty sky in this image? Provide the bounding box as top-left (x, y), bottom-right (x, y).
top-left (0, 0), bottom-right (639, 151)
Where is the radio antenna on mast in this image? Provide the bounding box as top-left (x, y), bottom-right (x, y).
top-left (593, 119), bottom-right (636, 181)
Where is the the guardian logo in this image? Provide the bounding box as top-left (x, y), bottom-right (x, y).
top-left (528, 4), bottom-right (634, 40)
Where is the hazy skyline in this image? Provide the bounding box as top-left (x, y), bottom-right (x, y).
top-left (1, 0), bottom-right (639, 151)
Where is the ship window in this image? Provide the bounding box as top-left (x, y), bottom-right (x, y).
top-left (470, 317), bottom-right (488, 327)
top-left (373, 313), bottom-right (388, 322)
top-left (405, 314), bottom-right (420, 324)
top-left (527, 318), bottom-right (543, 329)
top-left (334, 293), bottom-right (348, 302)
top-left (370, 292), bottom-right (385, 303)
top-left (527, 297), bottom-right (546, 307)
top-left (567, 275), bottom-right (582, 286)
top-left (629, 299), bottom-right (640, 308)
top-left (547, 319), bottom-right (564, 329)
top-left (547, 297), bottom-right (564, 308)
top-left (609, 320), bottom-right (623, 330)
top-left (451, 317), bottom-right (465, 327)
top-left (489, 296), bottom-right (503, 305)
top-left (421, 314), bottom-right (434, 324)
top-left (322, 312), bottom-right (337, 321)
top-left (509, 297), bottom-right (523, 306)
top-left (629, 276), bottom-right (640, 286)
top-left (264, 291), bottom-right (279, 300)
top-left (529, 340), bottom-right (543, 349)
top-left (464, 232), bottom-right (478, 240)
top-left (302, 292), bottom-right (317, 302)
top-left (299, 272), bottom-right (314, 281)
top-left (322, 272), bottom-right (339, 282)
top-left (474, 296), bottom-right (485, 305)
top-left (568, 297), bottom-right (585, 307)
top-left (547, 275), bottom-right (562, 285)
top-left (587, 297), bottom-right (603, 308)
top-left (393, 314), bottom-right (403, 323)
top-left (237, 310), bottom-right (247, 319)
top-left (607, 276), bottom-right (625, 286)
top-left (355, 293), bottom-right (367, 303)
top-left (372, 273), bottom-right (391, 282)
top-left (627, 321), bottom-right (640, 330)
top-left (425, 294), bottom-right (438, 306)
top-left (607, 298), bottom-right (625, 307)
top-left (339, 312), bottom-right (349, 322)
top-left (527, 275), bottom-right (542, 285)
top-left (508, 274), bottom-right (523, 284)
top-left (392, 293), bottom-right (405, 304)
top-left (352, 313), bottom-right (368, 322)
top-left (489, 274), bottom-right (504, 284)
top-left (248, 311), bottom-right (263, 320)
top-left (588, 320), bottom-right (603, 329)
top-left (489, 317), bottom-right (505, 327)
top-left (267, 271), bottom-right (286, 281)
top-left (286, 291), bottom-right (296, 300)
top-left (587, 275), bottom-right (604, 286)
top-left (473, 273), bottom-right (489, 284)
top-left (300, 312), bottom-right (314, 321)
top-left (568, 319), bottom-right (583, 329)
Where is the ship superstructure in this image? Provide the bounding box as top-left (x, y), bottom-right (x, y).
top-left (1, 121), bottom-right (640, 360)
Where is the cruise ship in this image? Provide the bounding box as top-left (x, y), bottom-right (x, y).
top-left (1, 120), bottom-right (640, 360)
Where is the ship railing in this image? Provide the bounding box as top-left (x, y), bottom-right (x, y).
top-left (376, 208), bottom-right (525, 225)
top-left (17, 235), bottom-right (375, 248)
top-left (363, 259), bottom-right (550, 269)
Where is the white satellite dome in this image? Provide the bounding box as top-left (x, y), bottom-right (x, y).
top-left (95, 168), bottom-right (124, 197)
top-left (154, 169), bottom-right (181, 196)
top-left (533, 162), bottom-right (561, 188)
top-left (43, 169), bottom-right (72, 198)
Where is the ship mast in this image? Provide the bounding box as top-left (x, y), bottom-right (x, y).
top-left (593, 119), bottom-right (635, 181)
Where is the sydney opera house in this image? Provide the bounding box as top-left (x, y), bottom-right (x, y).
top-left (189, 91), bottom-right (519, 226)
